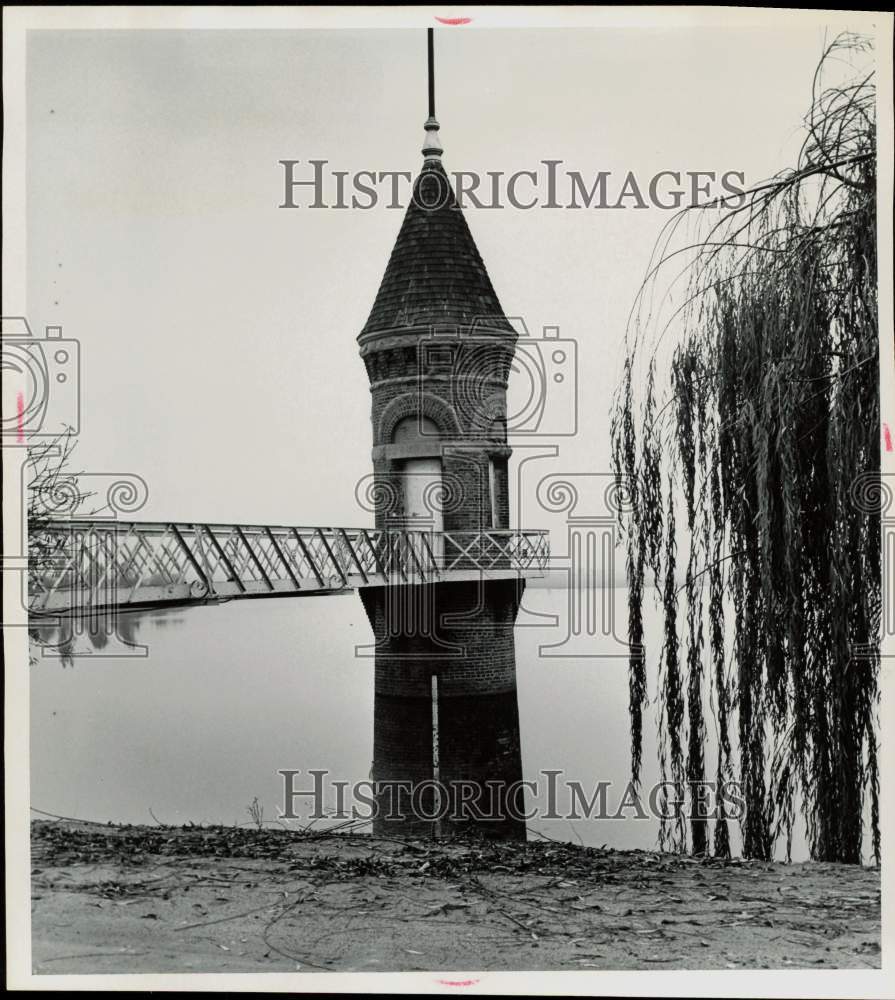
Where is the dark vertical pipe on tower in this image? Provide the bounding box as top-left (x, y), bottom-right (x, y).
top-left (427, 28), bottom-right (435, 119)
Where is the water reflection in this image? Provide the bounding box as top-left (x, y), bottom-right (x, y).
top-left (29, 610), bottom-right (148, 666)
top-left (364, 578), bottom-right (527, 841)
top-left (29, 587), bottom-right (830, 860)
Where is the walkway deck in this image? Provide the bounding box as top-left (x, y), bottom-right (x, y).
top-left (28, 520), bottom-right (549, 614)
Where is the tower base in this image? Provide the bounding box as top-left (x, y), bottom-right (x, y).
top-left (360, 577), bottom-right (527, 840)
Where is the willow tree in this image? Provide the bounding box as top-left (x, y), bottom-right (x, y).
top-left (611, 34), bottom-right (879, 864)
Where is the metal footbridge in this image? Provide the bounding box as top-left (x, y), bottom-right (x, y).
top-left (27, 520), bottom-right (549, 614)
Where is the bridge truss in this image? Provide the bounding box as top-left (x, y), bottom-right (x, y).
top-left (27, 520), bottom-right (549, 614)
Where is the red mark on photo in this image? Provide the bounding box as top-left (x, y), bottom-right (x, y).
top-left (436, 979), bottom-right (480, 988)
top-left (435, 17), bottom-right (472, 25)
top-left (16, 391), bottom-right (26, 443)
top-left (884, 423), bottom-right (893, 452)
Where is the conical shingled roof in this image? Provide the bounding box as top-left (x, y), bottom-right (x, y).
top-left (359, 159), bottom-right (514, 339)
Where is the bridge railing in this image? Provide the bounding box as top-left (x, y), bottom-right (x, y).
top-left (27, 521), bottom-right (549, 613)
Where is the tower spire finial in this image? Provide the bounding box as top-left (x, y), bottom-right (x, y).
top-left (428, 27), bottom-right (435, 119)
top-left (422, 27), bottom-right (443, 161)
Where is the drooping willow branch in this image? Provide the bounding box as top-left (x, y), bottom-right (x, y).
top-left (610, 32), bottom-right (880, 864)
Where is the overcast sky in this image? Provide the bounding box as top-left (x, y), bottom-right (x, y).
top-left (25, 23), bottom-right (860, 541)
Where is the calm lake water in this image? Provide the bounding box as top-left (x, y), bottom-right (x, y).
top-left (31, 586), bottom-right (860, 862)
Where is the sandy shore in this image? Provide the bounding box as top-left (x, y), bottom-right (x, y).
top-left (30, 820), bottom-right (880, 974)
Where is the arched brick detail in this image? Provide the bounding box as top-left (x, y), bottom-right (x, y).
top-left (475, 394), bottom-right (508, 440)
top-left (376, 391), bottom-right (461, 445)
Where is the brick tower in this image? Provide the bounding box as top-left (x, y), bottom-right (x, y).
top-left (357, 32), bottom-right (528, 840)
